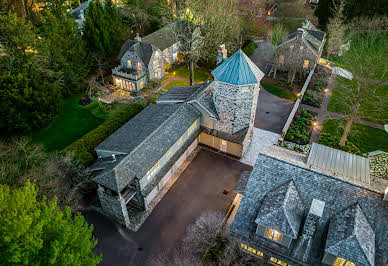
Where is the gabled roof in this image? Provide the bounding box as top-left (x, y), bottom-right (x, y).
top-left (156, 83), bottom-right (210, 103)
top-left (118, 40), bottom-right (156, 67)
top-left (96, 104), bottom-right (181, 154)
top-left (255, 180), bottom-right (305, 239)
top-left (326, 203), bottom-right (375, 266)
top-left (211, 49), bottom-right (265, 86)
top-left (142, 27), bottom-right (176, 51)
top-left (230, 152), bottom-right (388, 265)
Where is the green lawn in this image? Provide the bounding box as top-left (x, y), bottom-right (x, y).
top-left (328, 33), bottom-right (388, 125)
top-left (319, 118), bottom-right (388, 154)
top-left (171, 66), bottom-right (211, 83)
top-left (30, 95), bottom-right (124, 151)
top-left (242, 40), bottom-right (258, 56)
top-left (262, 83), bottom-right (297, 100)
top-left (328, 77), bottom-right (388, 124)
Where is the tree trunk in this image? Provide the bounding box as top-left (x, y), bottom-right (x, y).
top-left (189, 59), bottom-right (194, 86)
top-left (290, 70), bottom-right (296, 87)
top-left (273, 65), bottom-right (277, 79)
top-left (339, 84), bottom-right (365, 147)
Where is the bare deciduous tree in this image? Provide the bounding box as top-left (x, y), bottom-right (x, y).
top-left (334, 27), bottom-right (388, 147)
top-left (326, 0), bottom-right (347, 57)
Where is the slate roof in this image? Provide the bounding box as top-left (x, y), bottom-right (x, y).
top-left (156, 83), bottom-right (209, 103)
top-left (96, 104), bottom-right (181, 154)
top-left (211, 49), bottom-right (265, 86)
top-left (122, 103), bottom-right (200, 179)
top-left (118, 40), bottom-right (155, 67)
top-left (234, 171), bottom-right (252, 193)
top-left (142, 27), bottom-right (176, 51)
top-left (326, 203), bottom-right (375, 266)
top-left (71, 0), bottom-right (90, 19)
top-left (255, 180), bottom-right (305, 239)
top-left (230, 153), bottom-right (388, 266)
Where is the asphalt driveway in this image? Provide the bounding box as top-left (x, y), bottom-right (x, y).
top-left (255, 87), bottom-right (294, 134)
top-left (249, 40), bottom-right (274, 75)
top-left (84, 148), bottom-right (252, 266)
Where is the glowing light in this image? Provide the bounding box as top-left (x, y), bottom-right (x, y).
top-left (296, 93), bottom-right (301, 97)
top-left (267, 10), bottom-right (271, 16)
top-left (173, 72), bottom-right (176, 75)
top-left (324, 88), bottom-right (329, 93)
top-left (312, 122), bottom-right (318, 127)
top-left (186, 8), bottom-right (190, 13)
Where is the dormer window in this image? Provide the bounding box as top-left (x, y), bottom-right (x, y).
top-left (127, 60), bottom-right (132, 67)
top-left (300, 45), bottom-right (304, 50)
top-left (333, 257), bottom-right (355, 266)
top-left (265, 228), bottom-right (282, 242)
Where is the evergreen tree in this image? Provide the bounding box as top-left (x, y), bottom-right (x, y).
top-left (0, 181), bottom-right (101, 265)
top-left (0, 71), bottom-right (61, 133)
top-left (83, 0), bottom-right (128, 60)
top-left (40, 13), bottom-right (89, 94)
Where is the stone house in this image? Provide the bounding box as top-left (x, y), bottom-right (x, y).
top-left (88, 49), bottom-right (265, 227)
top-left (273, 20), bottom-right (326, 76)
top-left (112, 27), bottom-right (178, 91)
top-left (230, 146), bottom-right (388, 266)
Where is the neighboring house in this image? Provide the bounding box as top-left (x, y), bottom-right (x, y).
top-left (88, 49), bottom-right (265, 227)
top-left (237, 0), bottom-right (277, 19)
top-left (70, 0), bottom-right (124, 31)
top-left (274, 20), bottom-right (326, 74)
top-left (230, 145), bottom-right (388, 266)
top-left (112, 27), bottom-right (178, 91)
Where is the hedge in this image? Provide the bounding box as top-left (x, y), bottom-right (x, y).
top-left (61, 102), bottom-right (146, 165)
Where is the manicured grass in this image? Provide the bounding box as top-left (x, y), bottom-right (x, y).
top-left (30, 95), bottom-right (123, 152)
top-left (242, 40), bottom-right (258, 56)
top-left (163, 79), bottom-right (190, 90)
top-left (328, 33), bottom-right (388, 125)
top-left (171, 65), bottom-right (211, 83)
top-left (328, 77), bottom-right (388, 124)
top-left (262, 83), bottom-right (297, 100)
top-left (319, 118), bottom-right (388, 154)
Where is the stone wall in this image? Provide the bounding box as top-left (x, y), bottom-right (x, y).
top-left (97, 187), bottom-right (130, 227)
top-left (368, 151), bottom-right (388, 180)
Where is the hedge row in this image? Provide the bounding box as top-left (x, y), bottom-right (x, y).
top-left (61, 102), bottom-right (146, 165)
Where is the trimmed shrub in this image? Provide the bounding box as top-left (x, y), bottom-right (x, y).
top-left (319, 134), bottom-right (362, 155)
top-left (61, 103), bottom-right (145, 165)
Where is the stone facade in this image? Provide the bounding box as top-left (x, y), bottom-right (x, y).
top-left (213, 82), bottom-right (259, 135)
top-left (97, 187), bottom-right (130, 227)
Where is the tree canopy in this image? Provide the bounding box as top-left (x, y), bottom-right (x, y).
top-left (0, 181), bottom-right (101, 265)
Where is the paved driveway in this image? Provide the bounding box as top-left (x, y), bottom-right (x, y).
top-left (249, 41), bottom-right (274, 75)
top-left (255, 88), bottom-right (294, 134)
top-left (84, 149), bottom-right (252, 266)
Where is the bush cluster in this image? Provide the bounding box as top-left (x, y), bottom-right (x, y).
top-left (319, 134), bottom-right (362, 155)
top-left (285, 109), bottom-right (315, 145)
top-left (61, 103), bottom-right (145, 165)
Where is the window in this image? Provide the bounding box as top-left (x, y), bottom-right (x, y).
top-left (140, 80), bottom-right (144, 89)
top-left (290, 45), bottom-right (294, 49)
top-left (166, 147), bottom-right (172, 157)
top-left (279, 55), bottom-right (284, 64)
top-left (136, 61), bottom-right (142, 72)
top-left (177, 136), bottom-right (183, 145)
top-left (153, 59), bottom-right (159, 68)
top-left (300, 45), bottom-right (304, 50)
top-left (265, 228), bottom-right (282, 242)
top-left (303, 60), bottom-right (309, 68)
top-left (187, 120), bottom-right (197, 135)
top-left (127, 60), bottom-right (132, 67)
top-left (146, 161), bottom-right (160, 179)
top-left (333, 257), bottom-right (355, 266)
top-left (269, 257), bottom-right (289, 266)
top-left (173, 43), bottom-right (178, 49)
top-left (240, 243), bottom-right (263, 257)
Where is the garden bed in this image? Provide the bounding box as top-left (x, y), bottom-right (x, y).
top-left (284, 109), bottom-right (316, 145)
top-left (261, 71), bottom-right (304, 95)
top-left (301, 68), bottom-right (329, 108)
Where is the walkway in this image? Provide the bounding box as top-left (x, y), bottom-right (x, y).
top-left (300, 71), bottom-right (384, 143)
top-left (240, 128), bottom-right (280, 166)
top-left (249, 41), bottom-right (274, 75)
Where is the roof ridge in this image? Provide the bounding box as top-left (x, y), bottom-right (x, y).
top-left (114, 104), bottom-right (184, 173)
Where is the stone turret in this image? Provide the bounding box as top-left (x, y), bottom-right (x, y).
top-left (211, 49), bottom-right (265, 135)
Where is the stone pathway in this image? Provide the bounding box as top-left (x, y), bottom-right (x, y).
top-left (240, 128), bottom-right (280, 166)
top-left (300, 71), bottom-right (384, 144)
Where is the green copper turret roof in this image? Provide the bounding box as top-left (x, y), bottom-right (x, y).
top-left (211, 49), bottom-right (265, 86)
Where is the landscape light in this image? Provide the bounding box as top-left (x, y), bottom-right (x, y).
top-left (324, 88), bottom-right (329, 93)
top-left (296, 93), bottom-right (301, 97)
top-left (312, 122), bottom-right (318, 127)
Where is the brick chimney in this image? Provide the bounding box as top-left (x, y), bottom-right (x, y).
top-left (297, 28), bottom-right (304, 41)
top-left (135, 33), bottom-right (141, 43)
top-left (216, 44), bottom-right (227, 65)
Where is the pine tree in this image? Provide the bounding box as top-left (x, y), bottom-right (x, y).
top-left (0, 181), bottom-right (102, 265)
